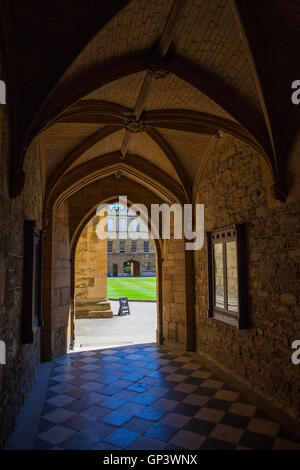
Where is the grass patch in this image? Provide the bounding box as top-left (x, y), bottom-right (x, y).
top-left (107, 277), bottom-right (156, 301)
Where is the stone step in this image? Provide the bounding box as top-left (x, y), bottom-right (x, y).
top-left (75, 298), bottom-right (114, 318)
top-left (75, 309), bottom-right (114, 319)
top-left (76, 299), bottom-right (112, 312)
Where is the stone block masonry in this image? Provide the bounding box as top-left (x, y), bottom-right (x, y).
top-left (0, 104), bottom-right (43, 448)
top-left (195, 135), bottom-right (300, 423)
top-left (74, 214), bottom-right (113, 318)
top-left (75, 216), bottom-right (108, 300)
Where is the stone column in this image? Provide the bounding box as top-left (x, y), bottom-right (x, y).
top-left (75, 215), bottom-right (113, 318)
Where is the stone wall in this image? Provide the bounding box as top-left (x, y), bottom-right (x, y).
top-left (108, 238), bottom-right (155, 254)
top-left (52, 203), bottom-right (71, 356)
top-left (0, 105), bottom-right (43, 448)
top-left (195, 134), bottom-right (300, 422)
top-left (42, 200), bottom-right (71, 360)
top-left (162, 238), bottom-right (187, 346)
top-left (107, 252), bottom-right (156, 277)
top-left (75, 216), bottom-right (107, 300)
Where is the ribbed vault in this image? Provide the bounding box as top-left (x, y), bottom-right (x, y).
top-left (0, 0), bottom-right (298, 201)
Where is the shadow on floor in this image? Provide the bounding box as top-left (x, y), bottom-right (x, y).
top-left (10, 343), bottom-right (300, 451)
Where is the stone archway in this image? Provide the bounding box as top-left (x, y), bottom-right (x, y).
top-left (123, 259), bottom-right (140, 277)
top-left (69, 195), bottom-right (164, 354)
top-left (132, 260), bottom-right (140, 277)
top-left (123, 260), bottom-right (131, 275)
top-left (42, 175), bottom-right (193, 361)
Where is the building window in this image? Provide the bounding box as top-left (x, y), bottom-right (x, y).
top-left (120, 241), bottom-right (125, 253)
top-left (144, 241), bottom-right (149, 253)
top-left (206, 224), bottom-right (248, 329)
top-left (132, 241), bottom-right (137, 253)
top-left (129, 218), bottom-right (138, 232)
top-left (119, 218), bottom-right (126, 232)
top-left (147, 262), bottom-right (151, 271)
top-left (107, 241), bottom-right (112, 253)
top-left (119, 206), bottom-right (127, 215)
top-left (107, 218), bottom-right (115, 232)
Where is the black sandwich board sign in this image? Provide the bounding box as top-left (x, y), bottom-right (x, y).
top-left (118, 297), bottom-right (130, 316)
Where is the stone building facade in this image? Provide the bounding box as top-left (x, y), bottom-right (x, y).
top-left (106, 205), bottom-right (156, 277)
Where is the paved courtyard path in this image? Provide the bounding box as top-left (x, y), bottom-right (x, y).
top-left (74, 301), bottom-right (157, 350)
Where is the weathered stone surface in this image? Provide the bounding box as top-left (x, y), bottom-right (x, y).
top-left (75, 216), bottom-right (107, 301)
top-left (195, 135), bottom-right (300, 423)
top-left (75, 299), bottom-right (113, 318)
top-left (0, 105), bottom-right (43, 449)
top-left (162, 238), bottom-right (186, 346)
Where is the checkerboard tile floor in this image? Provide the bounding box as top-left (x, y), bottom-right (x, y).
top-left (18, 344), bottom-right (300, 450)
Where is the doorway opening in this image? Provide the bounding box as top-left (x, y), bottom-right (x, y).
top-left (113, 264), bottom-right (118, 277)
top-left (73, 202), bottom-right (158, 351)
top-left (123, 259), bottom-right (140, 276)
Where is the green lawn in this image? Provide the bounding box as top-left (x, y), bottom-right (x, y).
top-left (107, 277), bottom-right (157, 301)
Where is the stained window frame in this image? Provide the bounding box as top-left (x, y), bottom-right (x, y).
top-left (22, 220), bottom-right (44, 343)
top-left (206, 223), bottom-right (248, 329)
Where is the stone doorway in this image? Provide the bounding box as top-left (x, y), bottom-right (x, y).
top-left (123, 260), bottom-right (141, 277)
top-left (42, 181), bottom-right (191, 362)
top-left (132, 260), bottom-right (140, 276)
top-left (113, 264), bottom-right (118, 277)
top-left (73, 210), bottom-right (159, 351)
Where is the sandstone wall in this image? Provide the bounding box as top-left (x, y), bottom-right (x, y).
top-left (195, 134), bottom-right (300, 422)
top-left (75, 216), bottom-right (107, 300)
top-left (42, 200), bottom-right (71, 360)
top-left (52, 203), bottom-right (71, 356)
top-left (109, 238), bottom-right (155, 253)
top-left (0, 106), bottom-right (43, 448)
top-left (162, 238), bottom-right (187, 346)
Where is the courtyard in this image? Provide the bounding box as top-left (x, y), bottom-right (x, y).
top-left (74, 301), bottom-right (157, 351)
top-left (107, 277), bottom-right (157, 301)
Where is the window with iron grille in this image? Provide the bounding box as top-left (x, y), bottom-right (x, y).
top-left (120, 241), bottom-right (125, 253)
top-left (144, 241), bottom-right (149, 253)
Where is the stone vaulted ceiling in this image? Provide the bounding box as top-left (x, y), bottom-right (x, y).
top-left (0, 0), bottom-right (299, 202)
